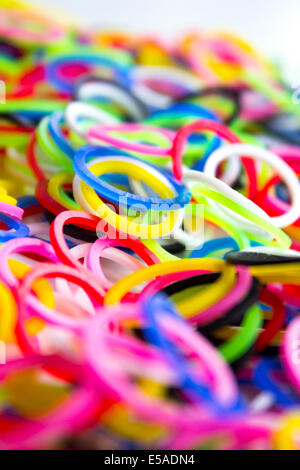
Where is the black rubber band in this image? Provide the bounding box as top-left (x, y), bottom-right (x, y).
top-left (226, 250), bottom-right (300, 266)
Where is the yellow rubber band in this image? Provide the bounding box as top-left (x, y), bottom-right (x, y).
top-left (104, 259), bottom-right (228, 318)
top-left (78, 159), bottom-right (183, 239)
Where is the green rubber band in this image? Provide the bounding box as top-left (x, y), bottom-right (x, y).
top-left (219, 304), bottom-right (262, 363)
top-left (36, 116), bottom-right (73, 171)
top-left (192, 185), bottom-right (291, 249)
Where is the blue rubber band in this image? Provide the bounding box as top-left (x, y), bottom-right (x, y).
top-left (47, 54), bottom-right (130, 93)
top-left (0, 213), bottom-right (30, 242)
top-left (73, 145), bottom-right (191, 210)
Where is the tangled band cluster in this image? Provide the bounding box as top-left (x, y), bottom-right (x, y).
top-left (1, 0), bottom-right (300, 450)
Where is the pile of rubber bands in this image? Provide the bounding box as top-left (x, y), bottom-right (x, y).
top-left (2, 0), bottom-right (300, 451)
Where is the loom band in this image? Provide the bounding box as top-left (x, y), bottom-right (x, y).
top-left (146, 101), bottom-right (220, 126)
top-left (0, 38), bottom-right (25, 59)
top-left (0, 112), bottom-right (34, 128)
top-left (172, 86), bottom-right (242, 125)
top-left (242, 70), bottom-right (300, 120)
top-left (70, 241), bottom-right (146, 292)
top-left (257, 181), bottom-right (300, 229)
top-left (0, 7), bottom-right (65, 45)
top-left (0, 213), bottom-right (29, 242)
top-left (215, 31), bottom-right (275, 74)
top-left (26, 131), bottom-right (48, 182)
top-left (0, 200), bottom-right (23, 221)
top-left (269, 285), bottom-right (300, 310)
top-left (285, 226), bottom-right (300, 247)
top-left (73, 76), bottom-right (148, 121)
top-left (130, 66), bottom-right (202, 109)
top-left (213, 304), bottom-right (262, 364)
top-left (65, 101), bottom-right (120, 142)
top-left (0, 356), bottom-right (104, 451)
top-left (255, 288), bottom-right (286, 353)
top-left (0, 132), bottom-right (29, 149)
top-left (142, 267), bottom-right (252, 328)
top-left (173, 263), bottom-right (237, 319)
top-left (282, 316), bottom-right (300, 397)
top-left (88, 123), bottom-right (175, 157)
top-left (74, 175), bottom-right (185, 240)
top-left (54, 282), bottom-right (96, 319)
top-left (85, 307), bottom-right (239, 424)
top-left (199, 203), bottom-right (251, 251)
top-left (73, 142), bottom-right (166, 186)
top-left (283, 285), bottom-right (300, 303)
top-left (249, 263), bottom-right (300, 284)
top-left (5, 147), bottom-right (36, 185)
top-left (169, 224), bottom-right (205, 253)
top-left (253, 359), bottom-right (299, 408)
top-left (189, 237), bottom-right (240, 259)
top-left (47, 172), bottom-right (80, 211)
top-left (7, 258), bottom-right (54, 344)
top-left (204, 144), bottom-right (300, 229)
top-left (0, 122), bottom-right (33, 135)
top-left (159, 239), bottom-right (186, 256)
top-left (73, 148), bottom-right (191, 210)
top-left (26, 222), bottom-right (50, 237)
top-left (43, 209), bottom-right (98, 245)
top-left (165, 420), bottom-right (272, 452)
top-left (171, 120), bottom-right (256, 202)
top-left (226, 247), bottom-right (300, 266)
top-left (141, 239), bottom-right (178, 263)
top-left (145, 272), bottom-right (220, 299)
top-left (195, 269), bottom-right (256, 329)
top-left (145, 132), bottom-right (219, 168)
top-left (104, 258), bottom-right (225, 306)
top-left (0, 188), bottom-right (17, 207)
top-left (106, 162), bottom-right (190, 214)
top-left (273, 414), bottom-right (300, 450)
top-left (18, 263), bottom-right (104, 332)
top-left (145, 103), bottom-right (229, 172)
top-left (0, 98), bottom-right (65, 116)
top-left (46, 53), bottom-right (131, 94)
top-left (86, 237), bottom-right (159, 289)
top-left (49, 210), bottom-right (103, 268)
top-left (17, 195), bottom-right (42, 218)
top-left (262, 114), bottom-right (300, 146)
top-left (190, 176), bottom-right (269, 241)
top-left (150, 312), bottom-right (242, 410)
top-left (101, 337), bottom-right (180, 395)
top-left (47, 111), bottom-right (75, 159)
top-left (0, 237), bottom-right (58, 288)
top-left (166, 195), bottom-right (247, 253)
top-left (0, 281), bottom-right (17, 343)
top-left (199, 276), bottom-right (260, 335)
top-left (191, 183), bottom-right (291, 249)
top-left (102, 404), bottom-right (167, 444)
top-left (140, 296), bottom-right (240, 413)
top-left (36, 116), bottom-right (73, 171)
top-left (36, 179), bottom-right (71, 216)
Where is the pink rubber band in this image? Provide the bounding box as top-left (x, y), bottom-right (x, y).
top-left (88, 123), bottom-right (175, 156)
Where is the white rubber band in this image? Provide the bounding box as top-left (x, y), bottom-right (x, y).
top-left (77, 81), bottom-right (146, 121)
top-left (204, 143), bottom-right (300, 228)
top-left (65, 101), bottom-right (119, 140)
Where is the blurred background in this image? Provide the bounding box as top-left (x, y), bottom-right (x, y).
top-left (37, 0), bottom-right (300, 83)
